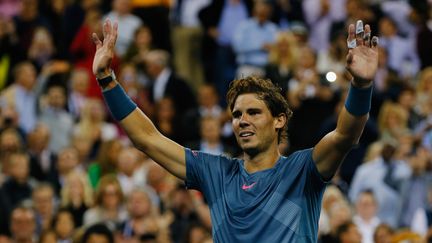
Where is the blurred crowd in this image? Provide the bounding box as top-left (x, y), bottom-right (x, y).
top-left (0, 0), bottom-right (432, 242)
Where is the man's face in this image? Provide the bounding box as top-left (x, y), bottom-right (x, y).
top-left (231, 94), bottom-right (283, 154)
top-left (10, 209), bottom-right (36, 241)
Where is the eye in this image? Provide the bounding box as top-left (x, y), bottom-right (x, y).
top-left (248, 110), bottom-right (260, 116)
top-left (232, 111), bottom-right (241, 119)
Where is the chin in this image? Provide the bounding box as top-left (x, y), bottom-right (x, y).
top-left (242, 145), bottom-right (260, 157)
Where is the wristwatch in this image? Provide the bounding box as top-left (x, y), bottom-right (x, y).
top-left (96, 70), bottom-right (116, 86)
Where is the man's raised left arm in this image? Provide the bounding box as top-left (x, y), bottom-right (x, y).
top-left (313, 20), bottom-right (379, 180)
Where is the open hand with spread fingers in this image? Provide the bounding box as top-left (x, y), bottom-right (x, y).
top-left (346, 20), bottom-right (379, 88)
top-left (92, 19), bottom-right (118, 79)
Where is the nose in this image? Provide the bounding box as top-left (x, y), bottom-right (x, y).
top-left (239, 114), bottom-right (250, 127)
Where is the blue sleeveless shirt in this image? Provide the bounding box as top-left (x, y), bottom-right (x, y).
top-left (185, 148), bottom-right (327, 242)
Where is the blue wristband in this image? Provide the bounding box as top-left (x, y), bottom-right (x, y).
top-left (102, 84), bottom-right (137, 121)
top-left (344, 84), bottom-right (373, 116)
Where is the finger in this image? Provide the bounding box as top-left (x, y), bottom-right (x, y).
top-left (363, 24), bottom-right (371, 47)
top-left (346, 49), bottom-right (353, 65)
top-left (112, 22), bottom-right (118, 47)
top-left (371, 36), bottom-right (379, 49)
top-left (92, 33), bottom-right (102, 49)
top-left (355, 20), bottom-right (364, 46)
top-left (347, 23), bottom-right (356, 49)
top-left (103, 19), bottom-right (111, 41)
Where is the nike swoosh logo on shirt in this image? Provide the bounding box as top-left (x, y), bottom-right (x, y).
top-left (242, 182), bottom-right (257, 190)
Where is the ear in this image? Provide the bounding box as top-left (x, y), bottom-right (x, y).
top-left (274, 113), bottom-right (287, 129)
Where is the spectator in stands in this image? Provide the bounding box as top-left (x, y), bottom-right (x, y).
top-left (353, 190), bottom-right (381, 243)
top-left (321, 201), bottom-right (353, 243)
top-left (48, 147), bottom-right (81, 196)
top-left (396, 146), bottom-right (432, 228)
top-left (287, 45), bottom-right (336, 151)
top-left (69, 9), bottom-right (120, 98)
top-left (232, 0), bottom-right (278, 78)
top-left (67, 68), bottom-right (90, 120)
top-left (186, 116), bottom-right (236, 156)
top-left (302, 0), bottom-right (346, 52)
top-left (377, 101), bottom-right (410, 142)
top-left (52, 208), bottom-right (75, 243)
top-left (12, 0), bottom-right (51, 62)
top-left (417, 7), bottom-right (432, 69)
top-left (26, 123), bottom-right (56, 182)
top-left (116, 188), bottom-right (166, 242)
top-left (73, 98), bottom-right (119, 150)
top-left (104, 0), bottom-right (143, 58)
top-left (131, 0), bottom-right (171, 51)
top-left (1, 152), bottom-right (35, 208)
top-left (116, 147), bottom-right (143, 196)
top-left (153, 97), bottom-right (184, 144)
top-left (378, 16), bottom-right (420, 79)
top-left (349, 142), bottom-right (411, 227)
top-left (336, 221), bottom-right (362, 243)
top-left (27, 27), bottom-right (56, 71)
top-left (32, 183), bottom-right (57, 233)
top-left (83, 175), bottom-right (127, 228)
top-left (88, 139), bottom-right (124, 188)
top-left (9, 206), bottom-right (38, 243)
top-left (373, 223), bottom-right (394, 243)
top-left (0, 61), bottom-right (38, 134)
top-left (62, 0), bottom-right (100, 55)
top-left (0, 127), bottom-right (25, 169)
top-left (168, 185), bottom-right (209, 243)
top-left (265, 31), bottom-right (298, 96)
top-left (144, 50), bottom-right (196, 116)
top-left (60, 171), bottom-right (93, 227)
top-left (198, 0), bottom-right (253, 101)
top-left (38, 84), bottom-right (74, 154)
top-left (182, 83), bottom-right (227, 144)
top-left (81, 223), bottom-right (114, 243)
top-left (415, 67), bottom-right (432, 118)
top-left (171, 0), bottom-right (209, 92)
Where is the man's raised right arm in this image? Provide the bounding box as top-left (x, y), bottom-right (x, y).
top-left (92, 20), bottom-right (186, 180)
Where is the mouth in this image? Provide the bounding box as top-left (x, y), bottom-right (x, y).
top-left (239, 131), bottom-right (255, 138)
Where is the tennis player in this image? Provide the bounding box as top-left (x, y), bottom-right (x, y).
top-left (92, 19), bottom-right (378, 242)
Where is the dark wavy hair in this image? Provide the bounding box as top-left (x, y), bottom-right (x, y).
top-left (226, 76), bottom-right (292, 143)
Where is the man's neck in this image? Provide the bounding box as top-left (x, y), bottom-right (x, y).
top-left (243, 146), bottom-right (280, 173)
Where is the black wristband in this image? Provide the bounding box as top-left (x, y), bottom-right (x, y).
top-left (96, 70), bottom-right (116, 87)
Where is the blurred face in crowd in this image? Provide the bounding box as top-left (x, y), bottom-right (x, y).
top-left (200, 117), bottom-right (221, 144)
top-left (135, 26), bottom-right (152, 48)
top-left (86, 234), bottom-right (110, 243)
top-left (379, 18), bottom-right (397, 37)
top-left (117, 148), bottom-right (139, 176)
top-left (253, 1), bottom-right (272, 23)
top-left (198, 85), bottom-right (219, 108)
top-left (156, 97), bottom-right (175, 122)
top-left (57, 148), bottom-right (79, 175)
top-left (0, 130), bottom-right (21, 153)
top-left (54, 211), bottom-right (75, 239)
top-left (47, 86), bottom-right (67, 109)
top-left (15, 63), bottom-right (37, 91)
top-left (340, 224), bottom-right (362, 243)
top-left (8, 153), bottom-right (30, 184)
top-left (355, 192), bottom-right (377, 221)
top-left (10, 208), bottom-right (36, 242)
top-left (33, 186), bottom-right (55, 217)
top-left (71, 69), bottom-right (90, 94)
top-left (113, 0), bottom-right (131, 14)
top-left (27, 123), bottom-right (50, 153)
top-left (374, 225), bottom-right (393, 243)
top-left (102, 184), bottom-right (122, 209)
top-left (128, 190), bottom-right (152, 218)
